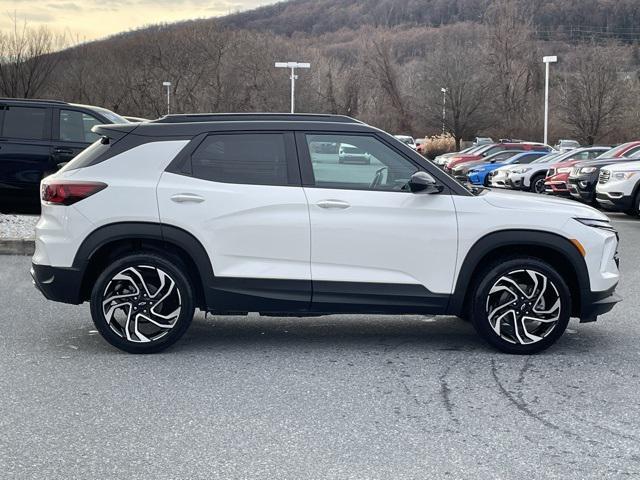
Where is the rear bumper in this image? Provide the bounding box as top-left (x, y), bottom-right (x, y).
top-left (580, 285), bottom-right (621, 323)
top-left (31, 263), bottom-right (83, 305)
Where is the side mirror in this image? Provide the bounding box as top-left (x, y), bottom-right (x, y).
top-left (408, 171), bottom-right (444, 194)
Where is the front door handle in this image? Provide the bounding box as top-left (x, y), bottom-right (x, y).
top-left (316, 199), bottom-right (351, 209)
top-left (171, 193), bottom-right (205, 204)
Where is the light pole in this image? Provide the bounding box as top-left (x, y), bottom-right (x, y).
top-left (275, 62), bottom-right (311, 113)
top-left (441, 87), bottom-right (448, 135)
top-left (543, 56), bottom-right (557, 145)
top-left (162, 81), bottom-right (171, 115)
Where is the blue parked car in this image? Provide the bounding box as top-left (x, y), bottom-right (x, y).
top-left (467, 151), bottom-right (550, 186)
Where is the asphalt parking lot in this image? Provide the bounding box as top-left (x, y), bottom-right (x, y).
top-left (1, 213), bottom-right (639, 479)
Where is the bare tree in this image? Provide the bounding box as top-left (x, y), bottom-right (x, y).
top-left (415, 24), bottom-right (491, 148)
top-left (483, 0), bottom-right (539, 137)
top-left (559, 44), bottom-right (627, 145)
top-left (0, 15), bottom-right (65, 98)
top-left (363, 34), bottom-right (412, 133)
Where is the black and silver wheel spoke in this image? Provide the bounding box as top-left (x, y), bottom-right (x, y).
top-left (486, 269), bottom-right (561, 345)
top-left (102, 265), bottom-right (182, 343)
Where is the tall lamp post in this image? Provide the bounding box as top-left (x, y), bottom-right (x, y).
top-left (440, 87), bottom-right (448, 135)
top-left (162, 81), bottom-right (171, 115)
top-left (543, 56), bottom-right (557, 145)
top-left (275, 62), bottom-right (311, 113)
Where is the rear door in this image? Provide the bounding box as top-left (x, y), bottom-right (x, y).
top-left (0, 104), bottom-right (53, 207)
top-left (298, 132), bottom-right (458, 313)
top-left (52, 108), bottom-right (104, 167)
top-left (157, 131), bottom-right (311, 312)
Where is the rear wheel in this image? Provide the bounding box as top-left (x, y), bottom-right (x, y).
top-left (468, 257), bottom-right (571, 354)
top-left (529, 174), bottom-right (546, 194)
top-left (90, 253), bottom-right (195, 353)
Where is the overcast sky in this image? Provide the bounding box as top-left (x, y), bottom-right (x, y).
top-left (0, 0), bottom-right (281, 41)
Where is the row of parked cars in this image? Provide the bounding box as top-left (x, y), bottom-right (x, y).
top-left (433, 140), bottom-right (640, 215)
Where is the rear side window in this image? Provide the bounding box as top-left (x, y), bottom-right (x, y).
top-left (57, 139), bottom-right (110, 173)
top-left (59, 110), bottom-right (102, 143)
top-left (1, 106), bottom-right (47, 140)
top-left (191, 133), bottom-right (289, 186)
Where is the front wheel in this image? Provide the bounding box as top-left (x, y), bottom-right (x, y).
top-left (469, 257), bottom-right (571, 354)
top-left (529, 174), bottom-right (546, 194)
top-left (90, 253), bottom-right (195, 353)
top-left (623, 191), bottom-right (640, 217)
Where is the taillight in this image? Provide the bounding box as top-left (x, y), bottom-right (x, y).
top-left (41, 181), bottom-right (107, 205)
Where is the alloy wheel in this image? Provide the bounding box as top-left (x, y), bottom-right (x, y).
top-left (533, 177), bottom-right (546, 194)
top-left (485, 269), bottom-right (561, 345)
top-left (101, 265), bottom-right (182, 343)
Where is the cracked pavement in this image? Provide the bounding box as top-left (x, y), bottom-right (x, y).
top-left (1, 213), bottom-right (639, 479)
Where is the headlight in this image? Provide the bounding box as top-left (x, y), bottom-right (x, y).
top-left (511, 167), bottom-right (531, 174)
top-left (557, 167), bottom-right (572, 173)
top-left (575, 217), bottom-right (616, 232)
top-left (579, 167), bottom-right (597, 174)
top-left (613, 172), bottom-right (637, 180)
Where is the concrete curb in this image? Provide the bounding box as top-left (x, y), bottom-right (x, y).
top-left (0, 238), bottom-right (35, 255)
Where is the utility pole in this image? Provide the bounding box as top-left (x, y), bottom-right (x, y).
top-left (543, 56), bottom-right (557, 145)
top-left (441, 87), bottom-right (448, 135)
top-left (275, 62), bottom-right (311, 113)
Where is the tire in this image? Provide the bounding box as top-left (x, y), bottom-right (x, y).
top-left (623, 191), bottom-right (640, 217)
top-left (90, 252), bottom-right (195, 354)
top-left (529, 174), bottom-right (546, 194)
top-left (468, 256), bottom-right (571, 354)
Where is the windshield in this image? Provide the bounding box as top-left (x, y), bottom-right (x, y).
top-left (597, 144), bottom-right (635, 159)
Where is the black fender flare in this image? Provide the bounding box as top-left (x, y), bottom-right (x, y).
top-left (447, 229), bottom-right (589, 316)
top-left (73, 222), bottom-right (214, 300)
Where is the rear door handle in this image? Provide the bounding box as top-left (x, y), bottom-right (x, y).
top-left (171, 193), bottom-right (205, 204)
top-left (316, 199), bottom-right (351, 209)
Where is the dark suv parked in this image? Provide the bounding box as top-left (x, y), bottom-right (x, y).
top-left (0, 98), bottom-right (127, 212)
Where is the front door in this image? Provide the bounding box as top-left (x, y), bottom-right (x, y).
top-left (298, 132), bottom-right (458, 313)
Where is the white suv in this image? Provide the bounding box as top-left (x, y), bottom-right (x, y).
top-left (596, 160), bottom-right (640, 215)
top-left (32, 114), bottom-right (621, 354)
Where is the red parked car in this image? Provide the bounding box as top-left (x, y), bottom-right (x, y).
top-left (544, 142), bottom-right (640, 196)
top-left (445, 142), bottom-right (552, 172)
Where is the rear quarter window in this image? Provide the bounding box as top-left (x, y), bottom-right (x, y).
top-left (57, 139), bottom-right (111, 173)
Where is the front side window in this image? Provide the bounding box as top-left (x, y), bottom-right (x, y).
top-left (305, 134), bottom-right (418, 191)
top-left (59, 110), bottom-right (102, 143)
top-left (1, 106), bottom-right (47, 140)
top-left (191, 133), bottom-right (289, 186)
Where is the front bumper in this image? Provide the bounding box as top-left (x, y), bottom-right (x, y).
top-left (507, 174), bottom-right (527, 190)
top-left (580, 285), bottom-right (622, 323)
top-left (544, 180), bottom-right (570, 195)
top-left (31, 263), bottom-right (83, 305)
top-left (567, 175), bottom-right (597, 202)
top-left (595, 192), bottom-right (634, 211)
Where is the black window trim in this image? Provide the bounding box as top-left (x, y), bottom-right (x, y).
top-left (174, 130), bottom-right (302, 188)
top-left (295, 130), bottom-right (456, 195)
top-left (0, 104), bottom-right (52, 142)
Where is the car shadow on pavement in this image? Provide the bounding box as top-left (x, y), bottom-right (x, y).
top-left (171, 313), bottom-right (494, 354)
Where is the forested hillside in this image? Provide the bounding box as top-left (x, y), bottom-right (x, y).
top-left (1, 0), bottom-right (639, 145)
top-left (221, 0), bottom-right (640, 42)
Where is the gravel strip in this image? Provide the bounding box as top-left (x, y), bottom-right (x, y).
top-left (0, 214), bottom-right (38, 239)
